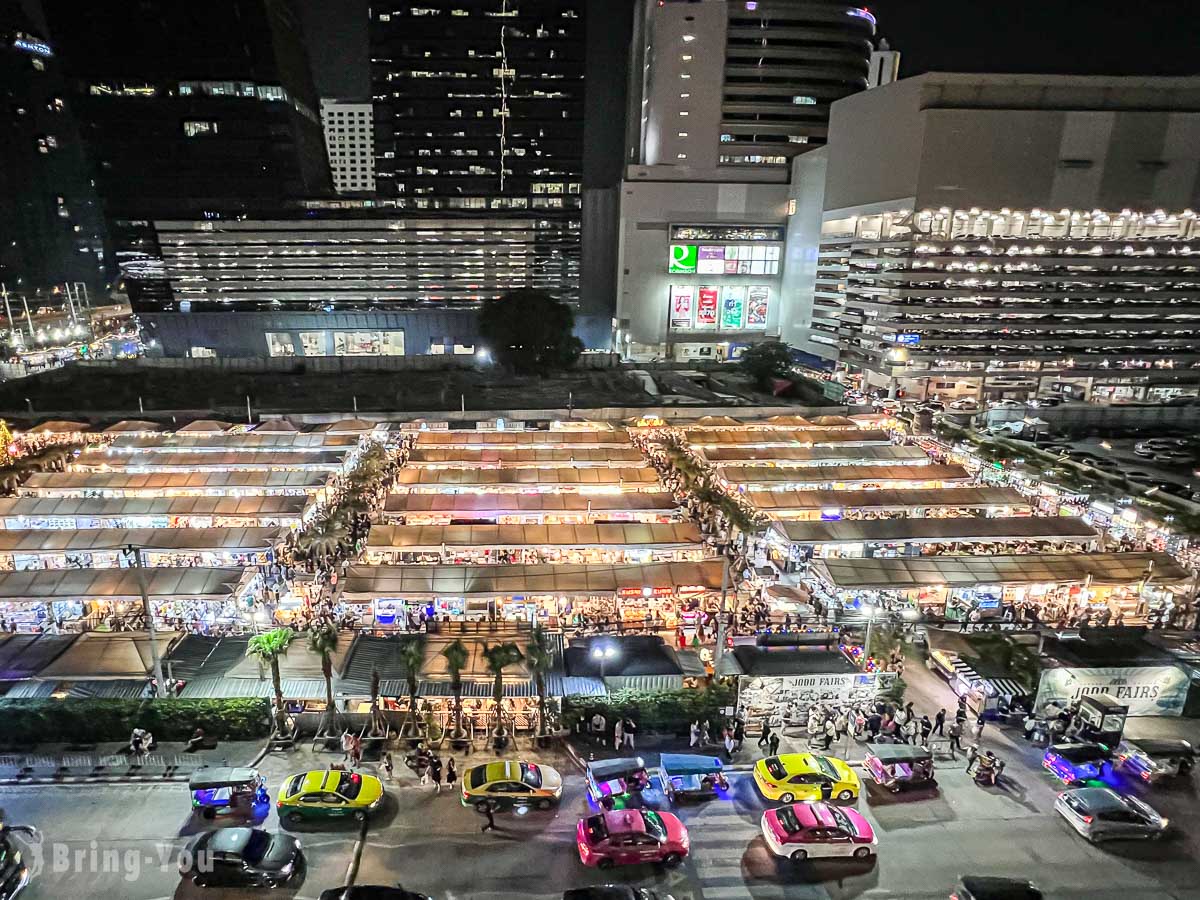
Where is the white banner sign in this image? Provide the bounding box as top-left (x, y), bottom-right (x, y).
top-left (1035, 665), bottom-right (1190, 717)
top-left (737, 672), bottom-right (894, 728)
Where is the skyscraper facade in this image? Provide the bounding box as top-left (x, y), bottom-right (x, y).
top-left (321, 99), bottom-right (376, 193)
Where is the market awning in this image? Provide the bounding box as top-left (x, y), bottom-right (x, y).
top-left (366, 522), bottom-right (702, 551)
top-left (0, 527), bottom-right (283, 555)
top-left (408, 447), bottom-right (646, 466)
top-left (26, 420), bottom-right (90, 435)
top-left (313, 418), bottom-right (378, 433)
top-left (772, 516), bottom-right (1098, 546)
top-left (393, 467), bottom-right (660, 487)
top-left (253, 419), bottom-right (299, 433)
top-left (179, 676), bottom-right (327, 699)
top-left (107, 433), bottom-right (359, 451)
top-left (102, 420), bottom-right (164, 434)
top-left (811, 551), bottom-right (1188, 590)
top-left (176, 420), bottom-right (231, 434)
top-left (0, 495), bottom-right (309, 523)
top-left (20, 470), bottom-right (329, 495)
top-left (746, 486), bottom-right (1028, 514)
top-left (340, 561), bottom-right (726, 598)
top-left (415, 431), bottom-right (632, 448)
top-left (0, 633), bottom-right (76, 679)
top-left (702, 445), bottom-right (928, 465)
top-left (685, 428), bottom-right (889, 446)
top-left (721, 463), bottom-right (969, 487)
top-left (35, 632), bottom-right (177, 680)
top-left (0, 567), bottom-right (246, 601)
top-left (73, 449), bottom-right (347, 471)
top-left (383, 492), bottom-right (678, 516)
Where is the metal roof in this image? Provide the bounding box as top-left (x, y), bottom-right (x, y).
top-left (180, 676), bottom-right (328, 699)
top-left (773, 516), bottom-right (1098, 546)
top-left (684, 428), bottom-right (889, 446)
top-left (26, 420), bottom-right (90, 434)
top-left (408, 447), bottom-right (646, 466)
top-left (384, 492), bottom-right (677, 516)
top-left (416, 431), bottom-right (631, 448)
top-left (0, 495), bottom-right (309, 521)
top-left (107, 433), bottom-right (359, 451)
top-left (36, 632), bottom-right (177, 680)
top-left (702, 445), bottom-right (928, 465)
top-left (0, 527), bottom-right (282, 554)
top-left (367, 523), bottom-right (702, 550)
top-left (721, 463), bottom-right (970, 487)
top-left (0, 633), bottom-right (76, 680)
top-left (73, 450), bottom-right (347, 471)
top-left (746, 486), bottom-right (1028, 513)
top-left (811, 552), bottom-right (1188, 590)
top-left (0, 567), bottom-right (245, 601)
top-left (394, 467), bottom-right (660, 487)
top-left (340, 561), bottom-right (726, 598)
top-left (21, 470), bottom-right (328, 494)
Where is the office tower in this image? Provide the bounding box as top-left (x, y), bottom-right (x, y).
top-left (321, 99), bottom-right (375, 194)
top-left (793, 73), bottom-right (1200, 404)
top-left (0, 2), bottom-right (107, 302)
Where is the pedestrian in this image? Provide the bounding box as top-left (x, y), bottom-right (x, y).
top-left (965, 743), bottom-right (980, 774)
top-left (480, 798), bottom-right (498, 833)
top-left (948, 720), bottom-right (964, 755)
top-left (446, 758), bottom-right (458, 788)
top-left (933, 708), bottom-right (946, 736)
top-left (733, 717), bottom-right (745, 752)
top-left (901, 717), bottom-right (918, 745)
top-left (590, 711), bottom-right (606, 746)
top-left (430, 754), bottom-right (444, 793)
top-left (350, 734), bottom-right (363, 768)
top-left (823, 717), bottom-right (837, 750)
top-left (758, 719), bottom-right (773, 748)
top-left (902, 701), bottom-right (914, 725)
top-left (340, 729), bottom-right (354, 765)
top-left (723, 728), bottom-right (736, 762)
top-left (768, 732), bottom-right (781, 756)
top-left (919, 715), bottom-right (932, 747)
top-left (381, 750), bottom-right (394, 781)
top-left (613, 717), bottom-right (624, 751)
top-left (623, 717), bottom-right (637, 750)
top-left (701, 719), bottom-right (712, 746)
top-left (690, 719), bottom-right (701, 747)
top-left (972, 716), bottom-right (986, 743)
top-left (955, 698), bottom-right (968, 726)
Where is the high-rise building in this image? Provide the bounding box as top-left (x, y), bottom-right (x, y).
top-left (792, 73), bottom-right (1200, 404)
top-left (0, 2), bottom-right (107, 302)
top-left (321, 99), bottom-right (375, 194)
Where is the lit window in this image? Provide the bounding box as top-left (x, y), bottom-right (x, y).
top-left (681, 54), bottom-right (693, 61)
top-left (680, 73), bottom-right (691, 79)
top-left (792, 95), bottom-right (816, 105)
top-left (676, 153), bottom-right (687, 159)
top-left (679, 93), bottom-right (690, 99)
top-left (683, 34), bottom-right (695, 42)
top-left (677, 131), bottom-right (688, 138)
top-left (788, 135), bottom-right (809, 143)
top-left (679, 111), bottom-right (689, 116)
top-left (720, 133), bottom-right (733, 142)
top-left (183, 120), bottom-right (218, 137)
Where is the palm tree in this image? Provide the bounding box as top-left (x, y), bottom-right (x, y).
top-left (481, 641), bottom-right (524, 745)
top-left (441, 638), bottom-right (470, 741)
top-left (396, 635), bottom-right (427, 739)
top-left (308, 623), bottom-right (339, 737)
top-left (246, 627), bottom-right (295, 735)
top-left (525, 627), bottom-right (555, 737)
top-left (368, 667), bottom-right (388, 737)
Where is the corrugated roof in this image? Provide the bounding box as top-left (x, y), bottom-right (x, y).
top-left (811, 551), bottom-right (1188, 590)
top-left (0, 527), bottom-right (282, 554)
top-left (367, 522), bottom-right (702, 550)
top-left (0, 633), bottom-right (76, 680)
top-left (0, 495), bottom-right (308, 521)
top-left (773, 516), bottom-right (1098, 545)
top-left (393, 467), bottom-right (659, 487)
top-left (26, 420), bottom-right (90, 434)
top-left (0, 567), bottom-right (244, 601)
top-left (37, 632), bottom-right (177, 680)
top-left (73, 450), bottom-right (346, 471)
top-left (21, 470), bottom-right (328, 494)
top-left (103, 420), bottom-right (164, 434)
top-left (415, 431), bottom-right (631, 448)
top-left (408, 447), bottom-right (646, 466)
top-left (702, 445), bottom-right (928, 465)
top-left (340, 561), bottom-right (726, 597)
top-left (107, 433), bottom-right (359, 450)
top-left (722, 464), bottom-right (969, 487)
top-left (180, 676), bottom-right (326, 699)
top-left (384, 492), bottom-right (677, 515)
top-left (747, 486), bottom-right (1028, 513)
top-left (685, 428), bottom-right (888, 446)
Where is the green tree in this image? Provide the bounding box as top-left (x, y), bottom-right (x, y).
top-left (737, 341), bottom-right (794, 388)
top-left (246, 627), bottom-right (295, 734)
top-left (526, 626), bottom-right (555, 736)
top-left (397, 636), bottom-right (427, 737)
top-left (308, 624), bottom-right (339, 737)
top-left (481, 641), bottom-right (525, 739)
top-left (441, 638), bottom-right (471, 740)
top-left (477, 288), bottom-right (584, 374)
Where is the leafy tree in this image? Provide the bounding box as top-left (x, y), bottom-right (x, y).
top-left (441, 638), bottom-right (470, 739)
top-left (481, 641), bottom-right (524, 738)
top-left (477, 288), bottom-right (584, 374)
top-left (246, 627), bottom-right (295, 734)
top-left (737, 341), bottom-right (794, 388)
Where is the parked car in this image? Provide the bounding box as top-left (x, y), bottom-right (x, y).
top-left (988, 399), bottom-right (1025, 410)
top-left (759, 801), bottom-right (876, 861)
top-left (1114, 738), bottom-right (1195, 783)
top-left (318, 887), bottom-right (432, 900)
top-left (1054, 787), bottom-right (1167, 842)
top-left (1151, 452), bottom-right (1192, 465)
top-left (575, 810), bottom-right (689, 869)
top-left (948, 399), bottom-right (979, 411)
top-left (950, 875), bottom-right (1043, 900)
top-left (180, 828), bottom-right (303, 889)
top-left (1042, 742), bottom-right (1112, 785)
top-left (918, 400), bottom-right (946, 412)
top-left (1028, 397), bottom-right (1063, 408)
top-left (563, 889), bottom-right (676, 900)
top-left (0, 825), bottom-right (36, 900)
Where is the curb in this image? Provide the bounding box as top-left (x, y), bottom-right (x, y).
top-left (0, 773), bottom-right (191, 786)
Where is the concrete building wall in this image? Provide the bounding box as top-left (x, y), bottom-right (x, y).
top-left (780, 149), bottom-right (827, 354)
top-left (320, 99), bottom-right (375, 193)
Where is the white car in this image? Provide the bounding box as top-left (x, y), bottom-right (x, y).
top-left (875, 399), bottom-right (900, 411)
top-left (1054, 788), bottom-right (1167, 843)
top-left (989, 399), bottom-right (1025, 410)
top-left (1152, 452), bottom-right (1191, 466)
top-left (948, 399), bottom-right (978, 411)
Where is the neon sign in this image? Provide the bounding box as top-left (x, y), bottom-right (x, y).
top-left (847, 8), bottom-right (876, 27)
top-left (13, 37), bottom-right (53, 58)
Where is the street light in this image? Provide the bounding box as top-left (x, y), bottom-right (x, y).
top-left (591, 643), bottom-right (618, 679)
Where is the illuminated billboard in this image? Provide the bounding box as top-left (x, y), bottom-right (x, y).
top-left (668, 245), bottom-right (698, 273)
top-left (669, 285), bottom-right (769, 332)
top-left (670, 285), bottom-right (695, 329)
top-left (665, 243), bottom-right (780, 275)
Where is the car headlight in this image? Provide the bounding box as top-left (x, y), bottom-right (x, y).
top-left (369, 798), bottom-right (382, 809)
top-left (1160, 818), bottom-right (1170, 829)
top-left (278, 862), bottom-right (293, 877)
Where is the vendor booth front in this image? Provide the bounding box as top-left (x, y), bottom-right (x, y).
top-left (72, 449), bottom-right (349, 474)
top-left (0, 495), bottom-right (309, 531)
top-left (746, 487), bottom-right (1031, 522)
top-left (683, 428), bottom-right (890, 448)
top-left (721, 463), bottom-right (971, 493)
top-left (701, 445), bottom-right (928, 469)
top-left (363, 523), bottom-right (707, 566)
top-left (338, 560), bottom-right (726, 629)
top-left (807, 552), bottom-right (1189, 623)
top-left (767, 516), bottom-right (1099, 563)
top-left (382, 491), bottom-right (681, 525)
top-left (0, 527), bottom-right (282, 571)
top-left (18, 470), bottom-right (331, 499)
top-left (0, 566), bottom-right (253, 632)
top-left (392, 467), bottom-right (663, 495)
top-left (407, 447), bottom-right (646, 469)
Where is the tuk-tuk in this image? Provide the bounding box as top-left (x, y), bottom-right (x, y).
top-left (1115, 738), bottom-right (1195, 784)
top-left (189, 766), bottom-right (270, 819)
top-left (654, 753), bottom-right (729, 802)
top-left (863, 743), bottom-right (935, 792)
top-left (584, 757), bottom-right (650, 808)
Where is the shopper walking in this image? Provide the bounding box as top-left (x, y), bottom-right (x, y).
top-left (972, 716), bottom-right (986, 744)
top-left (758, 719), bottom-right (773, 749)
top-left (823, 717), bottom-right (837, 751)
top-left (613, 718), bottom-right (624, 752)
top-left (948, 720), bottom-right (964, 754)
top-left (965, 744), bottom-right (980, 774)
top-left (902, 701), bottom-right (914, 725)
top-left (623, 717), bottom-right (637, 750)
top-left (430, 754), bottom-right (444, 793)
top-left (919, 715), bottom-right (932, 747)
top-left (446, 758), bottom-right (458, 790)
top-left (933, 708), bottom-right (946, 736)
top-left (768, 731), bottom-right (781, 757)
top-left (480, 798), bottom-right (498, 833)
top-left (381, 750), bottom-right (394, 781)
top-left (690, 719), bottom-right (702, 748)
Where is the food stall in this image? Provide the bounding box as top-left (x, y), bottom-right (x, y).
top-left (928, 649), bottom-right (1028, 719)
top-left (0, 527), bottom-right (282, 571)
top-left (391, 466), bottom-right (663, 495)
top-left (338, 560), bottom-right (725, 628)
top-left (746, 487), bottom-right (1030, 522)
top-left (382, 491), bottom-right (681, 525)
top-left (720, 463), bottom-right (971, 493)
top-left (17, 470), bottom-right (331, 499)
top-left (700, 445), bottom-right (929, 468)
top-left (363, 523), bottom-right (708, 566)
top-left (0, 495), bottom-right (309, 530)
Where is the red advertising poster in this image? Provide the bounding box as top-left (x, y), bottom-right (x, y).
top-left (746, 285), bottom-right (769, 327)
top-left (669, 285), bottom-right (694, 330)
top-left (696, 287), bottom-right (718, 328)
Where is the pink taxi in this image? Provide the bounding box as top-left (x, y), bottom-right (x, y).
top-left (576, 809), bottom-right (690, 869)
top-left (760, 800), bottom-right (877, 861)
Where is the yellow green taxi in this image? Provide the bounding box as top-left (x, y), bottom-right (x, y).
top-left (460, 760), bottom-right (563, 811)
top-left (753, 754), bottom-right (860, 803)
top-left (276, 769), bottom-right (384, 823)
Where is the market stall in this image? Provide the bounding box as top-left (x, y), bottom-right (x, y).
top-left (0, 495), bottom-right (309, 530)
top-left (363, 523), bottom-right (707, 566)
top-left (18, 470), bottom-right (331, 499)
top-left (338, 560), bottom-right (726, 628)
top-left (720, 463), bottom-right (970, 492)
top-left (391, 466), bottom-right (663, 495)
top-left (767, 516), bottom-right (1099, 562)
top-left (382, 491), bottom-right (681, 525)
top-left (745, 487), bottom-right (1030, 521)
top-left (407, 447), bottom-right (647, 468)
top-left (806, 551), bottom-right (1189, 623)
top-left (700, 445), bottom-right (929, 468)
top-left (0, 527), bottom-right (283, 571)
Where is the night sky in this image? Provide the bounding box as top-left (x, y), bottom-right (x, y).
top-left (297, 0), bottom-right (1199, 100)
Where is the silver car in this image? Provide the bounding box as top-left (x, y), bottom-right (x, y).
top-left (1054, 788), bottom-right (1167, 842)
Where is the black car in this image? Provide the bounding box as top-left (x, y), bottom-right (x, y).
top-left (564, 889), bottom-right (676, 900)
top-left (952, 875), bottom-right (1043, 900)
top-left (318, 888), bottom-right (432, 900)
top-left (0, 826), bottom-right (36, 900)
top-left (180, 827), bottom-right (302, 888)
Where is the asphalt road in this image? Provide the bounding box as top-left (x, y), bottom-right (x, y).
top-left (2, 729), bottom-right (1198, 900)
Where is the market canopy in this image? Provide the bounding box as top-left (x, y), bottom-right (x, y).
top-left (809, 415), bottom-right (857, 427)
top-left (35, 632), bottom-right (178, 681)
top-left (106, 433), bottom-right (360, 452)
top-left (367, 522), bottom-right (702, 551)
top-left (384, 491), bottom-right (678, 516)
top-left (26, 420), bottom-right (90, 435)
top-left (721, 463), bottom-right (970, 487)
top-left (314, 418), bottom-right (377, 433)
top-left (0, 494), bottom-right (309, 523)
top-left (176, 420), bottom-right (231, 434)
top-left (72, 449), bottom-right (347, 471)
top-left (102, 420), bottom-right (164, 434)
top-left (253, 419), bottom-right (300, 432)
top-left (408, 447), bottom-right (646, 466)
top-left (684, 428), bottom-right (889, 446)
top-left (691, 415), bottom-right (744, 427)
top-left (763, 415), bottom-right (814, 427)
top-left (415, 431), bottom-right (631, 447)
top-left (701, 445), bottom-right (929, 465)
top-left (393, 467), bottom-right (660, 487)
top-left (811, 552), bottom-right (1188, 591)
top-left (746, 486), bottom-right (1028, 514)
top-left (20, 470), bottom-right (329, 495)
top-left (0, 527), bottom-right (283, 555)
top-left (0, 566), bottom-right (246, 601)
top-left (340, 560), bottom-right (726, 598)
top-left (773, 516), bottom-right (1098, 546)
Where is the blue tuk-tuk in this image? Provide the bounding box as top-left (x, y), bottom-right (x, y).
top-left (655, 753), bottom-right (729, 802)
top-left (189, 766), bottom-right (269, 819)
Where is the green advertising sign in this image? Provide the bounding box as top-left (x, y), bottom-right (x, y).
top-left (668, 244), bottom-right (697, 273)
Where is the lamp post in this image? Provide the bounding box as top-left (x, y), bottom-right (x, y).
top-left (861, 604), bottom-right (877, 671)
top-left (125, 544), bottom-right (167, 698)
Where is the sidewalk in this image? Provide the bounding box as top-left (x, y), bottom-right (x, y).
top-left (0, 740), bottom-right (265, 785)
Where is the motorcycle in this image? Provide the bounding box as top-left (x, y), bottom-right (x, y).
top-left (973, 752), bottom-right (1005, 787)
